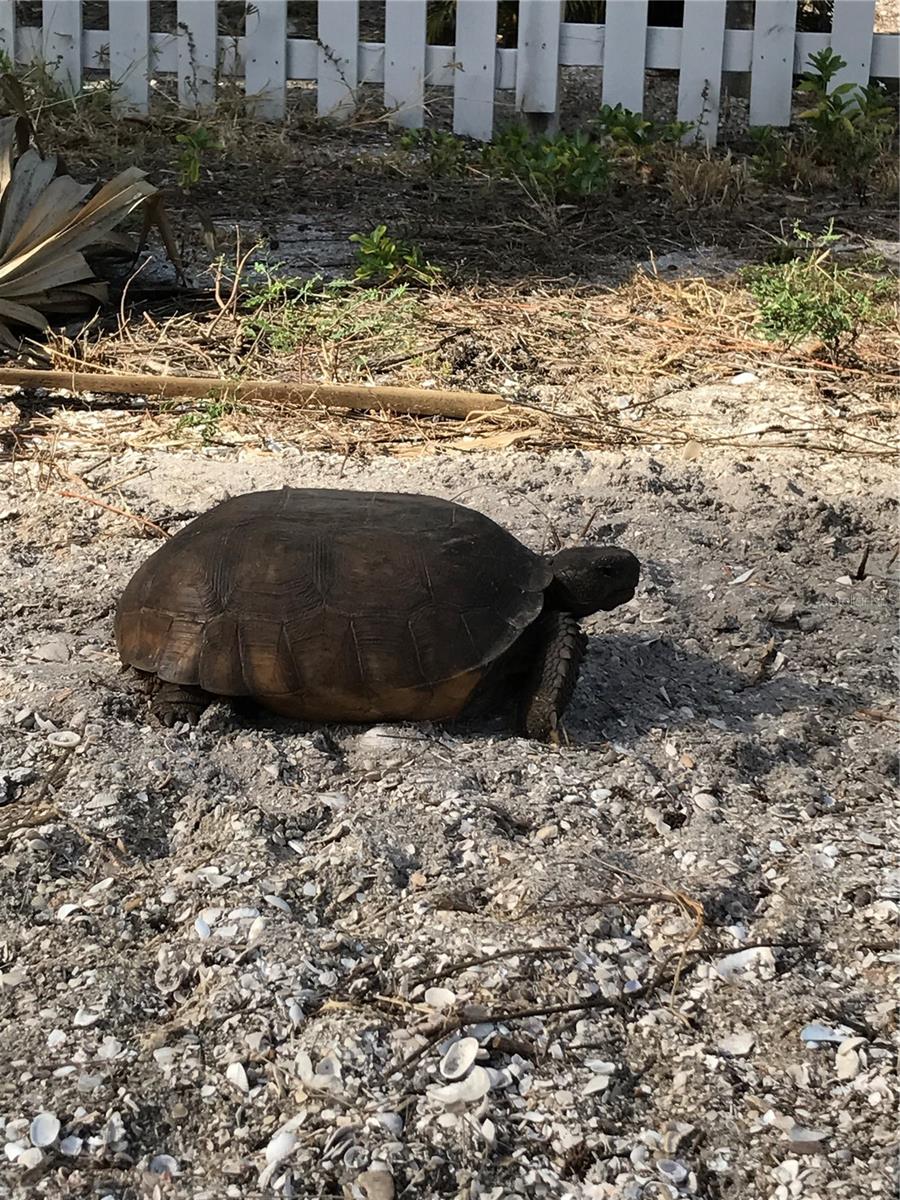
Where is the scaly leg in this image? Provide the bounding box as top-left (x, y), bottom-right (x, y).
top-left (519, 612), bottom-right (587, 743)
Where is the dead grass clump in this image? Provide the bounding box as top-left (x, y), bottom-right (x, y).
top-left (662, 149), bottom-right (749, 211)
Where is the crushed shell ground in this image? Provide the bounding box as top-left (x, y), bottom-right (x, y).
top-left (0, 439), bottom-right (897, 1200)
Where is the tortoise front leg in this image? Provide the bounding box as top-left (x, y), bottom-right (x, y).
top-left (519, 612), bottom-right (587, 743)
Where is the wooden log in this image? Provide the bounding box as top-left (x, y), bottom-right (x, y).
top-left (0, 368), bottom-right (513, 421)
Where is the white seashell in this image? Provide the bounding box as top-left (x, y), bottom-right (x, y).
top-left (800, 1022), bottom-right (845, 1044)
top-left (4, 1141), bottom-right (25, 1161)
top-left (428, 1065), bottom-right (491, 1105)
top-left (439, 1037), bottom-right (479, 1080)
top-left (97, 1037), bottom-right (122, 1060)
top-left (226, 1062), bottom-right (250, 1093)
top-left (787, 1125), bottom-right (828, 1149)
top-left (247, 916), bottom-right (267, 943)
top-left (57, 903), bottom-right (82, 921)
top-left (357, 1169), bottom-right (395, 1200)
top-left (657, 1159), bottom-right (688, 1184)
top-left (714, 946), bottom-right (774, 982)
top-left (264, 894), bottom-right (291, 913)
top-left (47, 1029), bottom-right (66, 1049)
top-left (718, 1033), bottom-right (756, 1058)
top-left (59, 1136), bottom-right (82, 1157)
top-left (265, 1129), bottom-right (296, 1165)
top-left (835, 1037), bottom-right (865, 1081)
top-left (424, 986), bottom-right (456, 1010)
top-left (48, 731), bottom-right (81, 749)
top-left (73, 1008), bottom-right (100, 1027)
top-left (149, 1154), bottom-right (180, 1175)
top-left (582, 1074), bottom-right (611, 1096)
top-left (17, 1147), bottom-right (43, 1169)
top-left (194, 917), bottom-right (210, 940)
top-left (584, 1059), bottom-right (617, 1074)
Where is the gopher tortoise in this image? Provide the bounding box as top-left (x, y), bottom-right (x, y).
top-left (115, 487), bottom-right (639, 740)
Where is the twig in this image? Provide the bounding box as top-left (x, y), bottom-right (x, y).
top-left (59, 490), bottom-right (170, 538)
top-left (417, 944), bottom-right (573, 987)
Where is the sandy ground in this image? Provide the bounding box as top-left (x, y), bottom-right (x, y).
top-left (0, 434), bottom-right (896, 1200)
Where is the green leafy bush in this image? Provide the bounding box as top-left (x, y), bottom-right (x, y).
top-left (349, 225), bottom-right (441, 287)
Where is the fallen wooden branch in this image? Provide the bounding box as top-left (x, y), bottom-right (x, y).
top-left (0, 367), bottom-right (512, 421)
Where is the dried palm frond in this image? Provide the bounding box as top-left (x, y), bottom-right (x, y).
top-left (0, 113), bottom-right (164, 349)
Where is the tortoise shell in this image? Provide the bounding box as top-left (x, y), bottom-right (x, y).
top-left (115, 487), bottom-right (552, 722)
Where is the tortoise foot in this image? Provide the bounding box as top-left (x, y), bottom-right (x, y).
top-left (149, 682), bottom-right (211, 727)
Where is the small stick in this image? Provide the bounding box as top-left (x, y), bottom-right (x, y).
top-left (59, 490), bottom-right (170, 538)
top-left (417, 944), bottom-right (573, 987)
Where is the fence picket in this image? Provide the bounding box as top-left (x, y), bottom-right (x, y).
top-left (749, 0), bottom-right (796, 127)
top-left (602, 0), bottom-right (648, 113)
top-left (516, 0), bottom-right (563, 124)
top-left (246, 0), bottom-right (287, 119)
top-left (831, 0), bottom-right (876, 89)
top-left (676, 0), bottom-right (727, 145)
top-left (384, 0), bottom-right (427, 127)
top-left (176, 0), bottom-right (217, 110)
top-left (41, 0), bottom-right (81, 94)
top-left (318, 0), bottom-right (358, 120)
top-left (109, 0), bottom-right (151, 114)
top-left (453, 0), bottom-right (498, 140)
top-left (0, 1), bottom-right (13, 66)
top-left (8, 2), bottom-right (895, 137)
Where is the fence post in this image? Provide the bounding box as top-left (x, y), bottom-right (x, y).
top-left (453, 0), bottom-right (498, 140)
top-left (177, 0), bottom-right (218, 111)
top-left (749, 0), bottom-right (796, 127)
top-left (516, 0), bottom-right (564, 134)
top-left (110, 0), bottom-right (151, 114)
top-left (0, 2), bottom-right (14, 68)
top-left (246, 0), bottom-right (288, 119)
top-left (41, 0), bottom-right (82, 95)
top-left (831, 0), bottom-right (876, 89)
top-left (318, 0), bottom-right (359, 120)
top-left (384, 0), bottom-right (427, 128)
top-left (676, 0), bottom-right (727, 145)
top-left (601, 0), bottom-right (648, 113)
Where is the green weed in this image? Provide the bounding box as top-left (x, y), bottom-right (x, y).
top-left (743, 222), bottom-right (892, 357)
top-left (177, 395), bottom-right (237, 440)
top-left (241, 265), bottom-right (422, 369)
top-left (175, 126), bottom-right (221, 189)
top-left (349, 224), bottom-right (441, 287)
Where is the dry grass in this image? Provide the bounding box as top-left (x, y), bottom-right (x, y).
top-left (2, 252), bottom-right (896, 467)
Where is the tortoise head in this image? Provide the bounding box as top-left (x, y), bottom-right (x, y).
top-left (547, 546), bottom-right (640, 617)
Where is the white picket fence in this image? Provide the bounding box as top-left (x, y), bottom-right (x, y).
top-left (4, 2), bottom-right (898, 144)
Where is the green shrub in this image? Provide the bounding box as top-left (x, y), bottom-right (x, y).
top-left (743, 223), bottom-right (891, 357)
